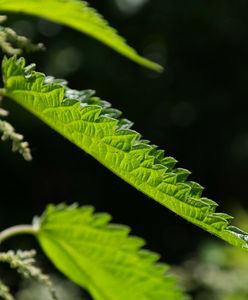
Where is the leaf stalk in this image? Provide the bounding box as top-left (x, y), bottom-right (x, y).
top-left (0, 225), bottom-right (37, 244)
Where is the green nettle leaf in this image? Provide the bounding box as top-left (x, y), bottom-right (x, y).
top-left (2, 56), bottom-right (248, 250)
top-left (36, 203), bottom-right (188, 300)
top-left (0, 0), bottom-right (162, 72)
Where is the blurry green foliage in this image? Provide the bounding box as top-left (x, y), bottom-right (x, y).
top-left (174, 207), bottom-right (248, 300)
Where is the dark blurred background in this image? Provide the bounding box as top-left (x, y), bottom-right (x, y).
top-left (1, 0), bottom-right (248, 270)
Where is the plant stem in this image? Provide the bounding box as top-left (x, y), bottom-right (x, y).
top-left (0, 88), bottom-right (6, 96)
top-left (0, 225), bottom-right (37, 244)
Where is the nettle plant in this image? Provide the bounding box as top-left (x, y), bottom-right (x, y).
top-left (0, 1), bottom-right (247, 300)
